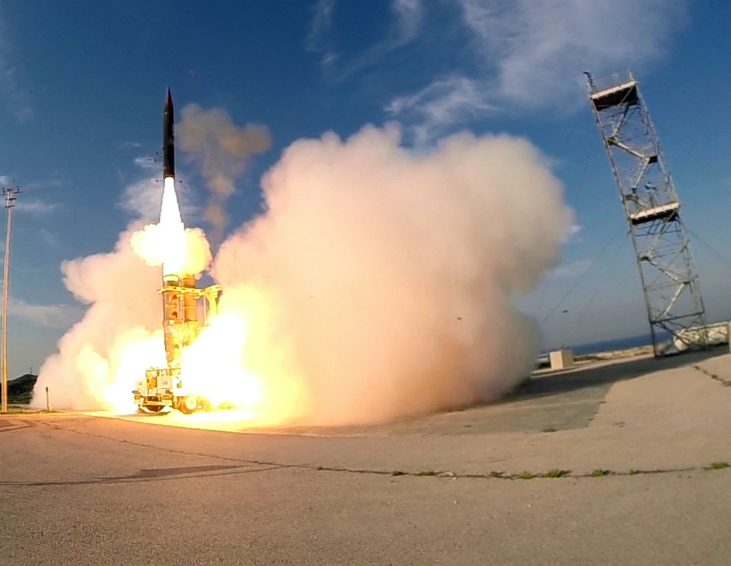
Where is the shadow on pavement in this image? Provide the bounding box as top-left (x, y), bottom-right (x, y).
top-left (508, 345), bottom-right (728, 403)
top-left (0, 464), bottom-right (284, 488)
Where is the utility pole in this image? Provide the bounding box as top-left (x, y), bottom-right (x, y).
top-left (1, 185), bottom-right (20, 414)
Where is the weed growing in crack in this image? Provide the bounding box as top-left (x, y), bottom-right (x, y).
top-left (542, 427), bottom-right (557, 433)
top-left (489, 471), bottom-right (504, 478)
top-left (591, 469), bottom-right (611, 477)
top-left (708, 462), bottom-right (730, 470)
top-left (542, 469), bottom-right (570, 478)
top-left (416, 470), bottom-right (437, 477)
top-left (391, 470), bottom-right (406, 476)
top-left (517, 471), bottom-right (536, 479)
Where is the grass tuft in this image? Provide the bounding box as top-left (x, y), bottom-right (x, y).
top-left (541, 427), bottom-right (557, 433)
top-left (709, 462), bottom-right (730, 470)
top-left (591, 469), bottom-right (611, 477)
top-left (517, 471), bottom-right (536, 480)
top-left (542, 469), bottom-right (570, 478)
top-left (416, 470), bottom-right (437, 477)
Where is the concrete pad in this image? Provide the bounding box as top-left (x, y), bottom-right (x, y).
top-left (2, 412), bottom-right (730, 565)
top-left (2, 347), bottom-right (730, 564)
top-left (17, 346), bottom-right (728, 479)
top-left (694, 353), bottom-right (731, 385)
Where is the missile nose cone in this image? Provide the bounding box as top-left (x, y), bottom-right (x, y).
top-left (165, 87), bottom-right (173, 110)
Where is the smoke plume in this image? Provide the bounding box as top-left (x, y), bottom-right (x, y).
top-left (212, 124), bottom-right (574, 425)
top-left (176, 104), bottom-right (272, 244)
top-left (32, 122), bottom-right (574, 427)
top-left (31, 223), bottom-right (165, 410)
top-left (31, 182), bottom-right (213, 411)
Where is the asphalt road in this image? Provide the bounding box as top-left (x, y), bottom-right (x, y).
top-left (2, 351), bottom-right (730, 565)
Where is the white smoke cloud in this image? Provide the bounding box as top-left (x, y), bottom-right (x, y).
top-left (32, 122), bottom-right (573, 426)
top-left (212, 123), bottom-right (573, 425)
top-left (31, 223), bottom-right (164, 410)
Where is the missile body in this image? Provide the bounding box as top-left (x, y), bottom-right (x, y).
top-left (163, 88), bottom-right (175, 179)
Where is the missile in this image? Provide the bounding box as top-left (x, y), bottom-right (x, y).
top-left (163, 87), bottom-right (175, 179)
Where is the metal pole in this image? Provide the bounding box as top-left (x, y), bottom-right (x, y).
top-left (45, 386), bottom-right (51, 412)
top-left (1, 186), bottom-right (19, 414)
top-left (1, 206), bottom-right (11, 413)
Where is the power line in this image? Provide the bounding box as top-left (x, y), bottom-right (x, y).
top-left (653, 119), bottom-right (729, 191)
top-left (686, 227), bottom-right (731, 272)
top-left (574, 234), bottom-right (629, 331)
top-left (541, 223), bottom-right (627, 324)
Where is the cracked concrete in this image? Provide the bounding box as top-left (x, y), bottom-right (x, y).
top-left (2, 347), bottom-right (730, 565)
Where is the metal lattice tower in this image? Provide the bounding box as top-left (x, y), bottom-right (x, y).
top-left (585, 69), bottom-right (708, 357)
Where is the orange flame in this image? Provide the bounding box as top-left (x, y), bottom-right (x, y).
top-left (114, 176), bottom-right (295, 424)
top-left (130, 177), bottom-right (212, 277)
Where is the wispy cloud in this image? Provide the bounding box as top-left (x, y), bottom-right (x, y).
top-left (22, 178), bottom-right (65, 191)
top-left (307, 0), bottom-right (424, 78)
top-left (133, 156), bottom-right (158, 170)
top-left (0, 11), bottom-right (32, 122)
top-left (0, 61), bottom-right (32, 122)
top-left (306, 0), bottom-right (337, 53)
top-left (387, 0), bottom-right (688, 143)
top-left (566, 224), bottom-right (583, 243)
top-left (454, 0), bottom-right (688, 108)
top-left (386, 75), bottom-right (494, 145)
top-left (548, 258), bottom-right (591, 280)
top-left (391, 0), bottom-right (424, 43)
top-left (15, 199), bottom-right (59, 215)
top-left (10, 298), bottom-right (83, 329)
top-left (117, 155), bottom-right (197, 223)
top-left (38, 229), bottom-right (61, 248)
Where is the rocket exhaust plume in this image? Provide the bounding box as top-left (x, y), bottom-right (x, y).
top-left (31, 100), bottom-right (574, 426)
top-left (176, 103), bottom-right (272, 245)
top-left (211, 125), bottom-right (574, 425)
top-left (31, 90), bottom-right (213, 412)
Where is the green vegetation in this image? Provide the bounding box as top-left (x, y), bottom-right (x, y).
top-left (517, 471), bottom-right (536, 479)
top-left (391, 470), bottom-right (406, 476)
top-left (542, 427), bottom-right (557, 433)
top-left (489, 471), bottom-right (504, 478)
top-left (0, 373), bottom-right (37, 405)
top-left (708, 462), bottom-right (729, 470)
top-left (629, 469), bottom-right (640, 475)
top-left (542, 469), bottom-right (570, 478)
top-left (416, 470), bottom-right (437, 477)
top-left (591, 469), bottom-right (611, 477)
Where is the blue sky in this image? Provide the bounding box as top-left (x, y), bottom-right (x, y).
top-left (0, 0), bottom-right (729, 377)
